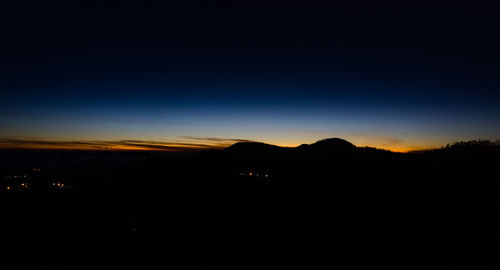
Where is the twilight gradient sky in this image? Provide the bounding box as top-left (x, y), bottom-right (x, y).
top-left (1, 2), bottom-right (499, 151)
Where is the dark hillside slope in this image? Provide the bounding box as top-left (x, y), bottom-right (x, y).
top-left (1, 139), bottom-right (499, 268)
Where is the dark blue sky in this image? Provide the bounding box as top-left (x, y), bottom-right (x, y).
top-left (1, 2), bottom-right (499, 151)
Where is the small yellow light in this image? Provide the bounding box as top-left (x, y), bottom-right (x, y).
top-left (6, 186), bottom-right (11, 190)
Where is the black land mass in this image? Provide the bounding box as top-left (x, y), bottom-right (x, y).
top-left (1, 138), bottom-right (499, 269)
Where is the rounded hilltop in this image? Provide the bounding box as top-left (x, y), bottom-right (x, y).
top-left (311, 138), bottom-right (354, 147)
top-left (297, 138), bottom-right (355, 151)
top-left (225, 141), bottom-right (282, 152)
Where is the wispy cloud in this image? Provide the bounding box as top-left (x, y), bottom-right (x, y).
top-left (0, 137), bottom-right (251, 151)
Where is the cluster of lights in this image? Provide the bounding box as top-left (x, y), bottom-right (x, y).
top-left (1, 180), bottom-right (74, 192)
top-left (239, 172), bottom-right (270, 178)
top-left (52, 181), bottom-right (72, 190)
top-left (0, 182), bottom-right (31, 192)
top-left (1, 181), bottom-right (75, 192)
top-left (2, 175), bottom-right (28, 180)
top-left (53, 182), bottom-right (64, 188)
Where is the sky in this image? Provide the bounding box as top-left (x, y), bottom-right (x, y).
top-left (1, 2), bottom-right (499, 152)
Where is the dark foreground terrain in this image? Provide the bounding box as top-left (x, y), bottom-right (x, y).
top-left (1, 138), bottom-right (499, 269)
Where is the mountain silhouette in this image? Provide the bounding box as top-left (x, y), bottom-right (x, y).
top-left (226, 138), bottom-right (355, 153)
top-left (225, 141), bottom-right (284, 153)
top-left (222, 138), bottom-right (360, 160)
top-left (297, 138), bottom-right (356, 152)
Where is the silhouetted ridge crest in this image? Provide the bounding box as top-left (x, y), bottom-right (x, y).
top-left (223, 138), bottom-right (358, 158)
top-left (444, 140), bottom-right (500, 150)
top-left (312, 138), bottom-right (354, 148)
top-left (299, 138), bottom-right (356, 153)
top-left (225, 142), bottom-right (282, 154)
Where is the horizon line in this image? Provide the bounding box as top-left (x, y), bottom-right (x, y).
top-left (0, 137), bottom-right (441, 153)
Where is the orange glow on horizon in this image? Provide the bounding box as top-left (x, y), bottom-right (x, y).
top-left (267, 141), bottom-right (437, 153)
top-left (0, 144), bottom-right (205, 152)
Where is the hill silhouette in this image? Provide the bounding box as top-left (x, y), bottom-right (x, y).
top-left (227, 137), bottom-right (356, 153)
top-left (224, 141), bottom-right (285, 154)
top-left (223, 137), bottom-right (375, 158)
top-left (298, 137), bottom-right (355, 151)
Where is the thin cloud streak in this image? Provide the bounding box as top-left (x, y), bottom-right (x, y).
top-left (180, 136), bottom-right (254, 143)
